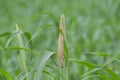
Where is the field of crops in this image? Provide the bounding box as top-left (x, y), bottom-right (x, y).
top-left (0, 0), bottom-right (120, 80)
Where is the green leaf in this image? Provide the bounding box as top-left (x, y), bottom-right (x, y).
top-left (69, 58), bottom-right (96, 69)
top-left (63, 39), bottom-right (69, 66)
top-left (112, 53), bottom-right (120, 60)
top-left (29, 24), bottom-right (52, 42)
top-left (0, 32), bottom-right (11, 37)
top-left (16, 24), bottom-right (28, 77)
top-left (23, 32), bottom-right (33, 61)
top-left (96, 53), bottom-right (111, 56)
top-left (23, 32), bottom-right (32, 47)
top-left (84, 52), bottom-right (111, 57)
top-left (5, 31), bottom-right (21, 48)
top-left (34, 51), bottom-right (55, 80)
top-left (105, 68), bottom-right (120, 80)
top-left (20, 15), bottom-right (36, 29)
top-left (40, 11), bottom-right (59, 26)
top-left (45, 65), bottom-right (65, 79)
top-left (81, 68), bottom-right (102, 78)
top-left (0, 69), bottom-right (13, 80)
top-left (81, 75), bottom-right (101, 80)
top-left (97, 72), bottom-right (110, 80)
top-left (0, 46), bottom-right (34, 55)
top-left (42, 70), bottom-right (55, 79)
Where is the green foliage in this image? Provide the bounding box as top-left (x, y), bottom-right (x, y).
top-left (34, 51), bottom-right (54, 80)
top-left (0, 69), bottom-right (13, 80)
top-left (0, 0), bottom-right (120, 80)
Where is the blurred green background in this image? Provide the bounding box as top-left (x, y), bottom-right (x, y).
top-left (1, 0), bottom-right (120, 53)
top-left (0, 0), bottom-right (120, 80)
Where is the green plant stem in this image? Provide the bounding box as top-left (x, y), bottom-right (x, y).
top-left (65, 66), bottom-right (69, 80)
top-left (16, 24), bottom-right (28, 80)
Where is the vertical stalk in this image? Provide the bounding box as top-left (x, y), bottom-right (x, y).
top-left (58, 15), bottom-right (69, 80)
top-left (16, 24), bottom-right (28, 79)
top-left (58, 15), bottom-right (65, 68)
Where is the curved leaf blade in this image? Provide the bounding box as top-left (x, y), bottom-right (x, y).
top-left (34, 51), bottom-right (55, 80)
top-left (69, 58), bottom-right (96, 69)
top-left (0, 69), bottom-right (13, 80)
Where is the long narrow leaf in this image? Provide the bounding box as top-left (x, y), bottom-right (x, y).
top-left (81, 68), bottom-right (102, 78)
top-left (105, 68), bottom-right (120, 80)
top-left (0, 32), bottom-right (11, 37)
top-left (34, 51), bottom-right (54, 80)
top-left (82, 75), bottom-right (101, 80)
top-left (69, 58), bottom-right (96, 69)
top-left (0, 46), bottom-right (34, 55)
top-left (28, 24), bottom-right (52, 43)
top-left (0, 69), bottom-right (13, 80)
